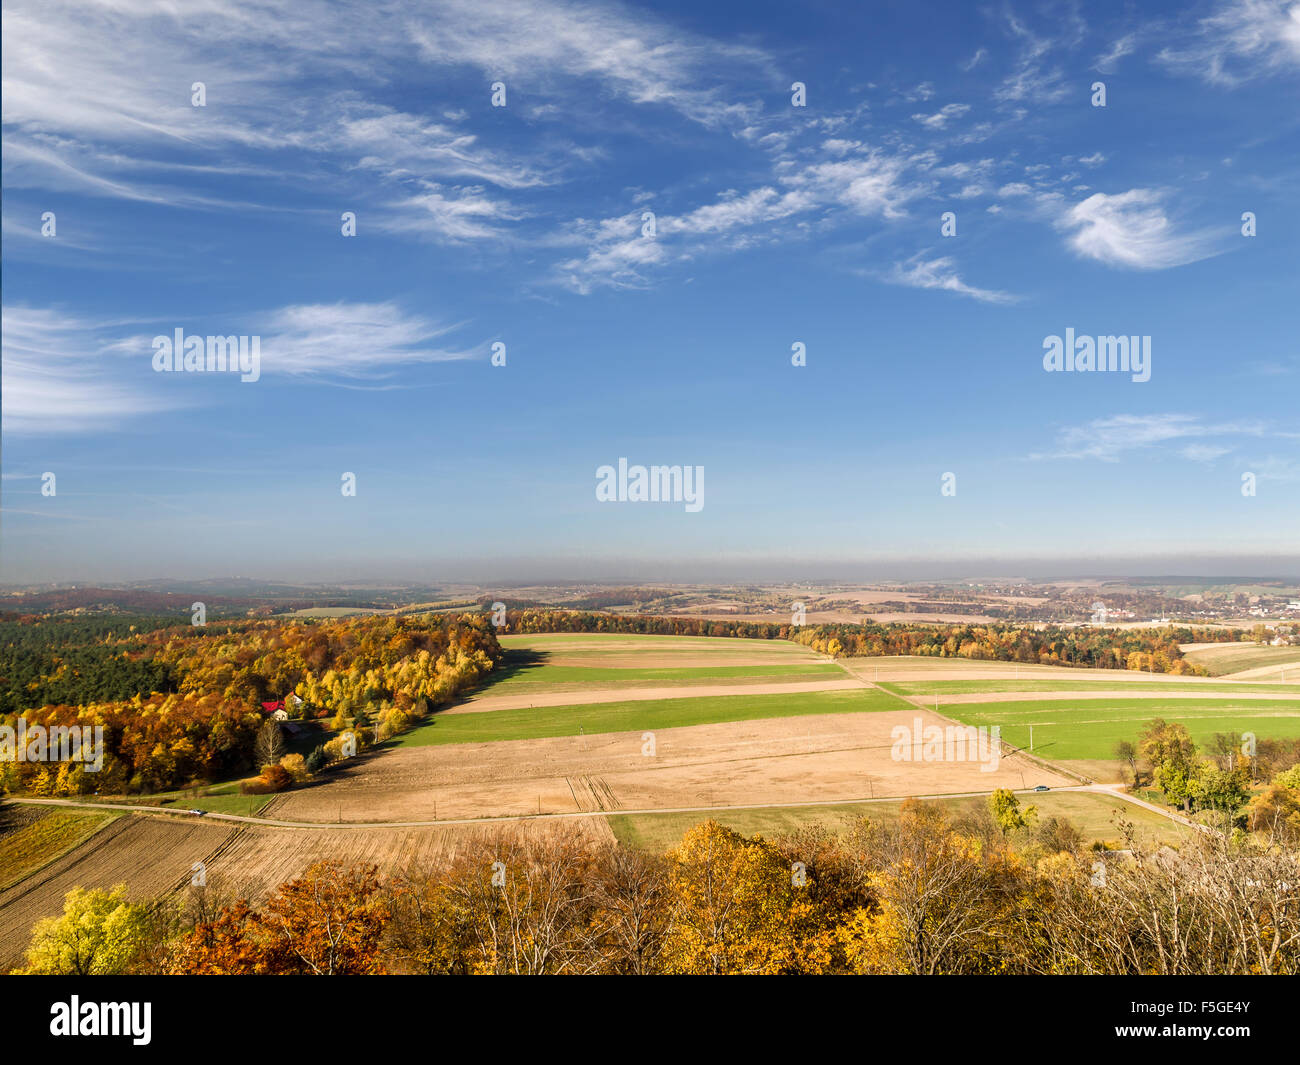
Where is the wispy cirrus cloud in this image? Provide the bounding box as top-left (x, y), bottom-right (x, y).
top-left (1031, 413), bottom-right (1290, 462)
top-left (1095, 33), bottom-right (1138, 73)
top-left (1, 0), bottom-right (772, 240)
top-left (1056, 189), bottom-right (1228, 269)
top-left (1, 307), bottom-right (181, 435)
top-left (1158, 0), bottom-right (1300, 85)
top-left (256, 302), bottom-right (478, 377)
top-left (885, 253), bottom-right (1017, 304)
top-left (554, 146), bottom-right (923, 292)
top-left (1, 301), bottom-right (477, 435)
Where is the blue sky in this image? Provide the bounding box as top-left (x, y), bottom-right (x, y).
top-left (2, 0), bottom-right (1298, 583)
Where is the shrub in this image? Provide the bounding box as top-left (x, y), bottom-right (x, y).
top-left (279, 753), bottom-right (310, 783)
top-left (259, 763), bottom-right (294, 792)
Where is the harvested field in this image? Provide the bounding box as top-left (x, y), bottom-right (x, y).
top-left (448, 677), bottom-right (869, 715)
top-left (836, 657), bottom-right (1231, 683)
top-left (0, 815), bottom-right (235, 972)
top-left (494, 633), bottom-right (822, 671)
top-left (474, 659), bottom-right (846, 697)
top-left (203, 818), bottom-right (616, 901)
top-left (881, 678), bottom-right (1300, 696)
top-left (1182, 644), bottom-right (1300, 676)
top-left (889, 688), bottom-right (1300, 706)
top-left (268, 709), bottom-right (1074, 825)
top-left (0, 811), bottom-right (614, 972)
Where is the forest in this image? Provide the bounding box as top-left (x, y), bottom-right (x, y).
top-left (0, 613), bottom-right (501, 795)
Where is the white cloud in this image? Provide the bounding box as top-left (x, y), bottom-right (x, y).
top-left (1, 0), bottom-right (771, 226)
top-left (912, 103), bottom-right (972, 129)
top-left (1034, 413), bottom-right (1278, 461)
top-left (257, 302), bottom-right (477, 377)
top-left (1, 301), bottom-right (473, 435)
top-left (0, 307), bottom-right (180, 435)
top-left (555, 145), bottom-right (921, 292)
top-left (885, 254), bottom-right (1016, 303)
top-left (1095, 34), bottom-right (1137, 73)
top-left (379, 184), bottom-right (523, 243)
top-left (1159, 0), bottom-right (1300, 85)
top-left (1057, 189), bottom-right (1226, 270)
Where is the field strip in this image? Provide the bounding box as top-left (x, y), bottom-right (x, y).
top-left (6, 784), bottom-right (1192, 832)
top-left (446, 677), bottom-right (872, 714)
top-left (1223, 663), bottom-right (1300, 680)
top-left (890, 689), bottom-right (1300, 705)
top-left (0, 813), bottom-right (125, 898)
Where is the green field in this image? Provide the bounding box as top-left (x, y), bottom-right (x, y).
top-left (479, 657), bottom-right (845, 694)
top-left (396, 686), bottom-right (911, 747)
top-left (940, 697), bottom-right (1300, 761)
top-left (606, 791), bottom-right (1188, 850)
top-left (880, 679), bottom-right (1300, 696)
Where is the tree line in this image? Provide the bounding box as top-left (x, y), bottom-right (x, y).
top-left (787, 622), bottom-right (1230, 673)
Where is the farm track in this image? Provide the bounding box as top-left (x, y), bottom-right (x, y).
top-left (6, 783), bottom-right (1168, 831)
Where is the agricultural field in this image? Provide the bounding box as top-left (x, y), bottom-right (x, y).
top-left (880, 678), bottom-right (1300, 696)
top-left (269, 704), bottom-right (1071, 824)
top-left (608, 790), bottom-right (1190, 851)
top-left (836, 656), bottom-right (1227, 683)
top-left (941, 696), bottom-right (1300, 765)
top-left (1181, 643), bottom-right (1300, 677)
top-left (0, 807), bottom-right (121, 892)
top-left (397, 686), bottom-right (903, 746)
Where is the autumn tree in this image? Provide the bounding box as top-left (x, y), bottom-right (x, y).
top-left (661, 820), bottom-right (835, 974)
top-left (170, 862), bottom-right (389, 974)
top-left (22, 885), bottom-right (157, 975)
top-left (838, 801), bottom-right (1021, 975)
top-left (990, 789), bottom-right (1037, 837)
